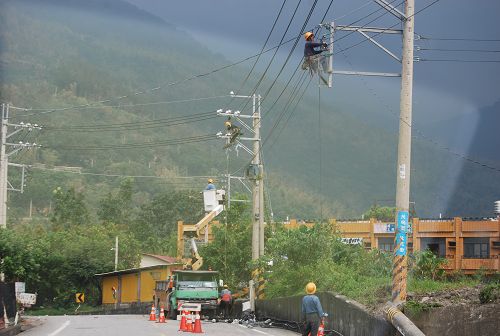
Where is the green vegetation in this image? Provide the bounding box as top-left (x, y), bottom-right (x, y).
top-left (0, 185), bottom-right (201, 308)
top-left (479, 282), bottom-right (500, 304)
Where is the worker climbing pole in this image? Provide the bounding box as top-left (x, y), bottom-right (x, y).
top-left (302, 23), bottom-right (334, 88)
top-left (217, 92), bottom-right (265, 310)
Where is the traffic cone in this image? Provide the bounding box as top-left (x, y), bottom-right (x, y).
top-left (185, 312), bottom-right (193, 332)
top-left (157, 306), bottom-right (166, 323)
top-left (317, 321), bottom-right (325, 336)
top-left (193, 312), bottom-right (203, 333)
top-left (179, 310), bottom-right (188, 331)
top-left (149, 304), bottom-right (157, 321)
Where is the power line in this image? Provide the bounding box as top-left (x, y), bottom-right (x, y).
top-left (335, 0), bottom-right (442, 56)
top-left (335, 40), bottom-right (500, 175)
top-left (48, 134), bottom-right (216, 151)
top-left (10, 95), bottom-right (231, 117)
top-left (418, 58), bottom-right (500, 63)
top-left (418, 47), bottom-right (500, 53)
top-left (419, 36), bottom-right (500, 42)
top-left (29, 165), bottom-right (212, 179)
top-left (45, 111), bottom-right (218, 132)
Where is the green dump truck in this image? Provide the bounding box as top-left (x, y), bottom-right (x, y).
top-left (156, 270), bottom-right (220, 319)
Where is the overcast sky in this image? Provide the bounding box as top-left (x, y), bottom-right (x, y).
top-left (127, 0), bottom-right (500, 109)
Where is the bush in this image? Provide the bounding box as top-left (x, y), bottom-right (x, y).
top-left (412, 250), bottom-right (446, 280)
top-left (479, 282), bottom-right (500, 304)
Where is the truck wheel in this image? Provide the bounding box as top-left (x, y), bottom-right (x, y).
top-left (169, 308), bottom-right (177, 320)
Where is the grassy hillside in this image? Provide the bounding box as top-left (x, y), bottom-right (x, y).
top-left (0, 0), bottom-right (498, 223)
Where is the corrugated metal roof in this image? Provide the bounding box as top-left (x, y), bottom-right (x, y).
top-left (95, 263), bottom-right (182, 277)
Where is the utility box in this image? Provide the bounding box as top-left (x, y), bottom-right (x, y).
top-left (203, 189), bottom-right (225, 212)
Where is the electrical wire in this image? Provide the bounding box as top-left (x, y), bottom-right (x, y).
top-left (335, 39), bottom-right (500, 175)
top-left (334, 0), bottom-right (442, 56)
top-left (29, 165), bottom-right (212, 179)
top-left (419, 36), bottom-right (500, 42)
top-left (45, 112), bottom-right (218, 132)
top-left (418, 58), bottom-right (500, 63)
top-left (418, 48), bottom-right (500, 53)
top-left (48, 134), bottom-right (216, 151)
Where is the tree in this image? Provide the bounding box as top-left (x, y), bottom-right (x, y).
top-left (98, 178), bottom-right (133, 224)
top-left (50, 187), bottom-right (90, 228)
top-left (200, 199), bottom-right (252, 289)
top-left (364, 205), bottom-right (396, 222)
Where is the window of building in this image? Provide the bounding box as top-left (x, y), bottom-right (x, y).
top-left (420, 238), bottom-right (446, 257)
top-left (378, 237), bottom-right (394, 252)
top-left (464, 238), bottom-right (490, 259)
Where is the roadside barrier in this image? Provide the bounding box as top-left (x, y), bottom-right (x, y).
top-left (148, 304), bottom-right (156, 321)
top-left (193, 312), bottom-right (203, 333)
top-left (179, 310), bottom-right (188, 331)
top-left (157, 306), bottom-right (166, 323)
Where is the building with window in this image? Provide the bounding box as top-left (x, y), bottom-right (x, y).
top-left (96, 254), bottom-right (182, 307)
top-left (285, 217), bottom-right (500, 274)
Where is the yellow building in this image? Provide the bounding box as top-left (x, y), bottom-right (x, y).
top-left (96, 254), bottom-right (182, 306)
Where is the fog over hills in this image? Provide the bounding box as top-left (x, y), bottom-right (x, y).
top-left (0, 0), bottom-right (498, 221)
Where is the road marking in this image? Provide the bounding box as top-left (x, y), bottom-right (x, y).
top-left (48, 320), bottom-right (71, 336)
top-left (237, 324), bottom-right (272, 335)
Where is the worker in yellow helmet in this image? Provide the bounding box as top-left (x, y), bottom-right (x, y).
top-left (302, 31), bottom-right (328, 85)
top-left (223, 117), bottom-right (242, 149)
top-left (205, 178), bottom-right (216, 190)
top-left (301, 282), bottom-right (325, 336)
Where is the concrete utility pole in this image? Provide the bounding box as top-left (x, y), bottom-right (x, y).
top-left (0, 104), bottom-right (8, 228)
top-left (324, 0), bottom-right (416, 304)
top-left (392, 0), bottom-right (415, 305)
top-left (0, 103), bottom-right (41, 228)
top-left (217, 92), bottom-right (264, 310)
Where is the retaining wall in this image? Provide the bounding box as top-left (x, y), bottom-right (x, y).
top-left (256, 292), bottom-right (397, 336)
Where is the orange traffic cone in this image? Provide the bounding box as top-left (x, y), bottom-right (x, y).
top-left (193, 312), bottom-right (203, 333)
top-left (149, 304), bottom-right (157, 321)
top-left (179, 310), bottom-right (188, 331)
top-left (317, 321), bottom-right (325, 336)
top-left (186, 312), bottom-right (193, 332)
top-left (157, 306), bottom-right (166, 323)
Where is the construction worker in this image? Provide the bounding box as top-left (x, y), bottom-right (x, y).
top-left (220, 284), bottom-right (232, 318)
top-left (302, 31), bottom-right (328, 84)
top-left (301, 282), bottom-right (325, 336)
top-left (205, 178), bottom-right (216, 190)
top-left (223, 118), bottom-right (241, 149)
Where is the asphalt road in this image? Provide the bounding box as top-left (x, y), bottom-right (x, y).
top-left (21, 315), bottom-right (300, 336)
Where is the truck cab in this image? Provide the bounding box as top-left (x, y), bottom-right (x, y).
top-left (156, 270), bottom-right (220, 319)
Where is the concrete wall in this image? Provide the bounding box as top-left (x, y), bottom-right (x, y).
top-left (408, 303), bottom-right (500, 336)
top-left (256, 292), bottom-right (397, 336)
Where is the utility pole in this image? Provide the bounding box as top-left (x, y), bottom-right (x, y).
top-left (0, 103), bottom-right (8, 228)
top-left (0, 103), bottom-right (40, 283)
top-left (114, 236), bottom-right (119, 271)
top-left (217, 92), bottom-right (264, 309)
top-left (392, 0), bottom-right (414, 305)
top-left (322, 0), bottom-right (415, 304)
top-left (0, 103), bottom-right (41, 228)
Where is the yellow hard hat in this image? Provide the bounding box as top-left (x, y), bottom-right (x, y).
top-left (304, 32), bottom-right (314, 41)
top-left (224, 121), bottom-right (232, 128)
top-left (305, 282), bottom-right (316, 294)
top-left (208, 178), bottom-right (214, 183)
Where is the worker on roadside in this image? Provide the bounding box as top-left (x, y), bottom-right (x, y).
top-left (205, 178), bottom-right (216, 190)
top-left (302, 31), bottom-right (328, 85)
top-left (301, 282), bottom-right (325, 336)
top-left (220, 284), bottom-right (232, 319)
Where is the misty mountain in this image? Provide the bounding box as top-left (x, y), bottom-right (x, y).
top-left (9, 0), bottom-right (167, 26)
top-left (0, 0), bottom-right (498, 222)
